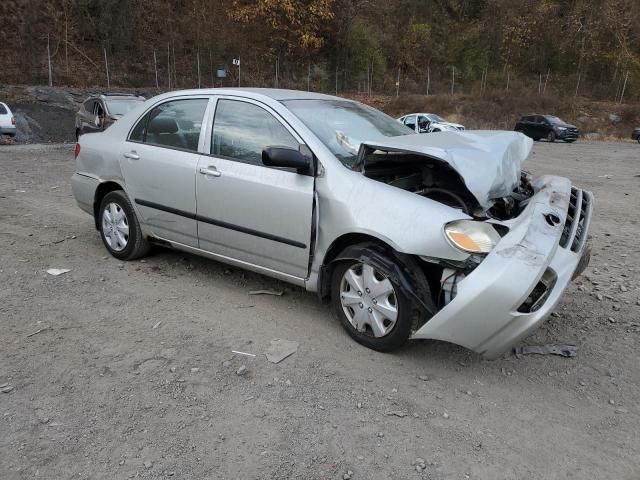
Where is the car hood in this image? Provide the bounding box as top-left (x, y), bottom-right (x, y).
top-left (555, 123), bottom-right (577, 129)
top-left (357, 130), bottom-right (533, 209)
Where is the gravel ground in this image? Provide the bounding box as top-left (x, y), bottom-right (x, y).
top-left (1, 141), bottom-right (639, 479)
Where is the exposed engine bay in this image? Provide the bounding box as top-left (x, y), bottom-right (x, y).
top-left (359, 148), bottom-right (535, 220)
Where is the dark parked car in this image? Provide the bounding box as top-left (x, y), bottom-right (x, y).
top-left (75, 93), bottom-right (145, 139)
top-left (514, 115), bottom-right (579, 143)
top-left (632, 128), bottom-right (640, 143)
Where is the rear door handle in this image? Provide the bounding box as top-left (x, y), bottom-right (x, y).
top-left (199, 166), bottom-right (222, 177)
top-left (123, 151), bottom-right (140, 160)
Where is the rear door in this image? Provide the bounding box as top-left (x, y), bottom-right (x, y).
top-left (120, 96), bottom-right (211, 247)
top-left (195, 97), bottom-right (314, 279)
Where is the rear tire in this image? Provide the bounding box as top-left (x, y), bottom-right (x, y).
top-left (98, 190), bottom-right (149, 260)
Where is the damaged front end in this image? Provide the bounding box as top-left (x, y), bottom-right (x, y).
top-left (354, 132), bottom-right (593, 357)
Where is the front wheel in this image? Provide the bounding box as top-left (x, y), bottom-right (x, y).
top-left (98, 190), bottom-right (149, 260)
top-left (331, 257), bottom-right (415, 351)
top-left (547, 130), bottom-right (556, 142)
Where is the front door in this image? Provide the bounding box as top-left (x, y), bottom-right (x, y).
top-left (120, 97), bottom-right (210, 247)
top-left (195, 98), bottom-right (315, 279)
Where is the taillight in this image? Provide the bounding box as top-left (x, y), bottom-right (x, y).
top-left (74, 143), bottom-right (81, 159)
top-left (11, 117), bottom-right (16, 125)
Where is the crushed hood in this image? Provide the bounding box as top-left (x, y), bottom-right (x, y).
top-left (357, 130), bottom-right (533, 209)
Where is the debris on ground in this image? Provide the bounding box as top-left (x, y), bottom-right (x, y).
top-left (248, 289), bottom-right (284, 296)
top-left (385, 410), bottom-right (408, 417)
top-left (514, 344), bottom-right (578, 358)
top-left (46, 268), bottom-right (71, 276)
top-left (231, 350), bottom-right (256, 357)
top-left (152, 321), bottom-right (162, 329)
top-left (265, 339), bottom-right (299, 364)
top-left (1, 385), bottom-right (15, 393)
top-left (236, 365), bottom-right (248, 376)
top-left (26, 327), bottom-right (49, 337)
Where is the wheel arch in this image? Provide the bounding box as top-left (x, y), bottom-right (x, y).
top-left (93, 181), bottom-right (125, 229)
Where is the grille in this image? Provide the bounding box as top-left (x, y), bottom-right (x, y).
top-left (563, 128), bottom-right (579, 140)
top-left (559, 187), bottom-right (591, 252)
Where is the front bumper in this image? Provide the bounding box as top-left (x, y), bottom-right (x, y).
top-left (412, 175), bottom-right (593, 358)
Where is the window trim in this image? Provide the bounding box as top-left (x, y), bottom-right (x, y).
top-left (126, 96), bottom-right (213, 154)
top-left (204, 96), bottom-right (306, 169)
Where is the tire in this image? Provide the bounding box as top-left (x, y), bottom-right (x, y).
top-left (330, 252), bottom-right (421, 351)
top-left (547, 130), bottom-right (556, 142)
top-left (533, 137), bottom-right (540, 141)
top-left (98, 190), bottom-right (150, 260)
top-left (75, 128), bottom-right (80, 141)
top-left (637, 137), bottom-right (640, 144)
top-left (564, 139), bottom-right (576, 143)
top-left (432, 128), bottom-right (441, 132)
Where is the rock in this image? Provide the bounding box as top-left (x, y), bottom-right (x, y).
top-left (356, 402), bottom-right (362, 409)
top-left (416, 465), bottom-right (423, 473)
top-left (615, 408), bottom-right (628, 414)
top-left (343, 470), bottom-right (353, 479)
top-left (442, 412), bottom-right (450, 419)
top-left (236, 365), bottom-right (248, 376)
top-left (119, 459), bottom-right (125, 466)
top-left (143, 461), bottom-right (153, 469)
top-left (190, 368), bottom-right (199, 373)
top-left (608, 113), bottom-right (621, 124)
top-left (418, 375), bottom-right (429, 381)
top-left (551, 312), bottom-right (560, 318)
top-left (357, 455), bottom-right (364, 460)
top-left (596, 294), bottom-right (603, 301)
top-left (609, 399), bottom-right (615, 405)
top-left (169, 366), bottom-right (177, 373)
top-left (1, 386), bottom-right (14, 393)
top-left (376, 432), bottom-right (384, 438)
top-left (391, 388), bottom-right (398, 393)
top-left (413, 458), bottom-right (426, 465)
top-left (620, 285), bottom-right (627, 292)
top-left (608, 317), bottom-right (615, 323)
top-left (579, 381), bottom-right (586, 386)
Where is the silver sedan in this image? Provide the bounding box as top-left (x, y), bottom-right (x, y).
top-left (71, 88), bottom-right (592, 357)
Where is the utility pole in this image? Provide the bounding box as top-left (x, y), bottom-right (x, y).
top-left (153, 49), bottom-right (159, 89)
top-left (47, 34), bottom-right (53, 87)
top-left (426, 66), bottom-right (430, 96)
top-left (197, 51), bottom-right (201, 88)
top-left (103, 46), bottom-right (110, 89)
top-left (451, 66), bottom-right (455, 95)
top-left (619, 70), bottom-right (629, 103)
top-left (167, 42), bottom-right (171, 89)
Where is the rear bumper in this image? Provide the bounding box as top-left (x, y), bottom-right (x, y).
top-left (412, 175), bottom-right (593, 358)
top-left (71, 172), bottom-right (99, 216)
top-left (0, 125), bottom-right (17, 136)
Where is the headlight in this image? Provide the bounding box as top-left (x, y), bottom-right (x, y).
top-left (444, 220), bottom-right (501, 254)
top-left (556, 126), bottom-right (567, 131)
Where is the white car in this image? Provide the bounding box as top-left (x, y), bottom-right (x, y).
top-left (0, 102), bottom-right (17, 138)
top-left (398, 113), bottom-right (465, 133)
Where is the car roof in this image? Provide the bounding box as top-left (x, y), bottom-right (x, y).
top-left (152, 88), bottom-right (350, 103)
top-left (402, 113), bottom-right (436, 116)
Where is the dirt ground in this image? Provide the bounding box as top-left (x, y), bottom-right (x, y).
top-left (1, 140), bottom-right (639, 480)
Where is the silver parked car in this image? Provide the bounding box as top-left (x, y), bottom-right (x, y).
top-left (71, 88), bottom-right (593, 358)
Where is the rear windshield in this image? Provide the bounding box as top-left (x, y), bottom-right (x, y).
top-left (0, 104), bottom-right (8, 115)
top-left (105, 99), bottom-right (144, 116)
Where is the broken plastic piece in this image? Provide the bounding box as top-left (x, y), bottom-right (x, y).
top-left (46, 268), bottom-right (71, 276)
top-left (265, 339), bottom-right (299, 364)
top-left (513, 344), bottom-right (577, 358)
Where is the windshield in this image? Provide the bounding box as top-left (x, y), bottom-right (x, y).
top-left (426, 114), bottom-right (444, 122)
top-left (106, 99), bottom-right (143, 116)
top-left (545, 115), bottom-right (565, 125)
top-left (282, 99), bottom-right (414, 166)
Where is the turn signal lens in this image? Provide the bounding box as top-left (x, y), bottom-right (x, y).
top-left (74, 143), bottom-right (81, 159)
top-left (444, 220), bottom-right (501, 254)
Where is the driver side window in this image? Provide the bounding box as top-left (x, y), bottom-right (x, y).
top-left (211, 99), bottom-right (299, 166)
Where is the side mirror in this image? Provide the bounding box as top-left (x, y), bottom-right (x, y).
top-left (262, 147), bottom-right (312, 174)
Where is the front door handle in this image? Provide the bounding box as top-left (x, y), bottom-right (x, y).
top-left (199, 166), bottom-right (222, 177)
top-left (123, 151), bottom-right (140, 160)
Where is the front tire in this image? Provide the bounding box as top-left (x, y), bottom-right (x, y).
top-left (331, 256), bottom-right (414, 351)
top-left (98, 190), bottom-right (149, 260)
top-left (547, 130), bottom-right (556, 142)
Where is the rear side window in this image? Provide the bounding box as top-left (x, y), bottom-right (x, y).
top-left (211, 99), bottom-right (298, 165)
top-left (128, 98), bottom-right (208, 152)
top-left (0, 104), bottom-right (7, 115)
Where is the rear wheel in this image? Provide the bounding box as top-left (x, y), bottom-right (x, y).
top-left (98, 190), bottom-right (149, 260)
top-left (331, 252), bottom-right (422, 351)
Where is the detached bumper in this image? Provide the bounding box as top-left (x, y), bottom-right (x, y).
top-left (412, 175), bottom-right (593, 358)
